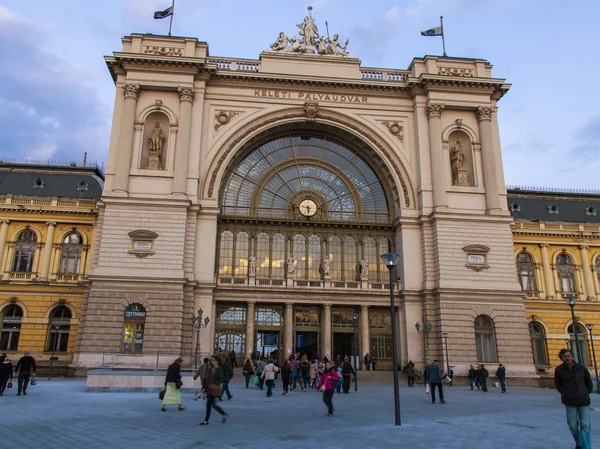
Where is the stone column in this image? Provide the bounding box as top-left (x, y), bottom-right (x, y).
top-left (476, 106), bottom-right (502, 213)
top-left (0, 220), bottom-right (10, 276)
top-left (322, 304), bottom-right (332, 360)
top-left (426, 103), bottom-right (447, 209)
top-left (246, 302), bottom-right (255, 358)
top-left (113, 84), bottom-right (140, 193)
top-left (284, 303), bottom-right (294, 358)
top-left (39, 222), bottom-right (56, 280)
top-left (580, 245), bottom-right (596, 299)
top-left (540, 244), bottom-right (556, 299)
top-left (172, 86), bottom-right (195, 196)
top-left (360, 305), bottom-right (370, 361)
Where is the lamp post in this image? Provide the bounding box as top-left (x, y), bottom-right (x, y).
top-left (565, 295), bottom-right (580, 362)
top-left (585, 324), bottom-right (600, 394)
top-left (352, 313), bottom-right (359, 392)
top-left (381, 252), bottom-right (401, 426)
top-left (415, 319), bottom-right (433, 365)
top-left (442, 332), bottom-right (450, 377)
top-left (191, 308), bottom-right (210, 369)
top-left (48, 324), bottom-right (60, 380)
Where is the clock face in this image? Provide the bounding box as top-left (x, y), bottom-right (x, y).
top-left (299, 199), bottom-right (318, 217)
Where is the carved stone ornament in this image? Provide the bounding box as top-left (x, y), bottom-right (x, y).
top-left (214, 111), bottom-right (242, 132)
top-left (463, 244), bottom-right (490, 272)
top-left (304, 101), bottom-right (319, 121)
top-left (177, 86), bottom-right (195, 103)
top-left (438, 67), bottom-right (474, 77)
top-left (476, 106), bottom-right (496, 122)
top-left (426, 103), bottom-right (445, 118)
top-left (143, 45), bottom-right (183, 56)
top-left (382, 121), bottom-right (404, 142)
top-left (123, 84), bottom-right (140, 100)
top-left (128, 230), bottom-right (158, 258)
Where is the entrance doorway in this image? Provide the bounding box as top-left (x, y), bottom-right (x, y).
top-left (333, 332), bottom-right (355, 361)
top-left (256, 330), bottom-right (280, 362)
top-left (295, 331), bottom-right (319, 359)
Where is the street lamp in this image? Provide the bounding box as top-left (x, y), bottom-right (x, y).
top-left (585, 323), bottom-right (600, 394)
top-left (565, 295), bottom-right (580, 362)
top-left (48, 324), bottom-right (60, 380)
top-left (442, 332), bottom-right (450, 377)
top-left (191, 309), bottom-right (210, 369)
top-left (380, 252), bottom-right (401, 426)
top-left (352, 313), bottom-right (359, 392)
top-left (415, 320), bottom-right (433, 365)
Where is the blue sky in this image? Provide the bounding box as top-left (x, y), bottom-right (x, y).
top-left (1, 0), bottom-right (599, 189)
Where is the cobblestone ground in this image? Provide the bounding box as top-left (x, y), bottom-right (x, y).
top-left (0, 376), bottom-right (597, 448)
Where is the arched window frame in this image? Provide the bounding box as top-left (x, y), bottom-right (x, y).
top-left (293, 234), bottom-right (306, 279)
top-left (328, 235), bottom-right (342, 281)
top-left (474, 315), bottom-right (497, 363)
top-left (557, 253), bottom-right (577, 293)
top-left (528, 321), bottom-right (548, 365)
top-left (343, 235), bottom-right (357, 281)
top-left (516, 252), bottom-right (537, 293)
top-left (59, 232), bottom-right (83, 274)
top-left (255, 232), bottom-right (270, 278)
top-left (234, 231), bottom-right (249, 277)
top-left (47, 305), bottom-right (72, 352)
top-left (122, 304), bottom-right (146, 354)
top-left (12, 229), bottom-right (37, 273)
top-left (1, 304), bottom-right (23, 351)
top-left (271, 233), bottom-right (286, 279)
top-left (218, 231), bottom-right (234, 277)
top-left (568, 323), bottom-right (588, 366)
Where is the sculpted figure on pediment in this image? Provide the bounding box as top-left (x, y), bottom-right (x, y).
top-left (326, 34), bottom-right (349, 57)
top-left (270, 32), bottom-right (290, 52)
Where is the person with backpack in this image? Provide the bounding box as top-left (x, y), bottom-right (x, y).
top-left (255, 357), bottom-right (266, 390)
top-left (220, 358), bottom-right (234, 401)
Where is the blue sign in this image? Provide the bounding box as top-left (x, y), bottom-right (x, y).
top-left (295, 335), bottom-right (305, 348)
top-left (264, 333), bottom-right (278, 346)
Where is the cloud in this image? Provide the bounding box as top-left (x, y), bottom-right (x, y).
top-left (568, 115), bottom-right (600, 161)
top-left (0, 7), bottom-right (110, 165)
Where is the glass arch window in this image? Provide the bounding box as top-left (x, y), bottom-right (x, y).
top-left (60, 233), bottom-right (83, 274)
top-left (1, 304), bottom-right (23, 351)
top-left (235, 232), bottom-right (249, 277)
top-left (568, 323), bottom-right (588, 366)
top-left (308, 235), bottom-right (321, 280)
top-left (557, 254), bottom-right (576, 293)
top-left (363, 237), bottom-right (377, 281)
top-left (122, 304), bottom-right (146, 354)
top-left (256, 233), bottom-right (270, 278)
top-left (47, 306), bottom-right (72, 352)
top-left (221, 135), bottom-right (390, 223)
top-left (517, 252), bottom-right (536, 292)
top-left (343, 236), bottom-right (357, 281)
top-left (475, 315), bottom-right (497, 362)
top-left (328, 236), bottom-right (342, 281)
top-left (272, 233), bottom-right (286, 278)
top-left (379, 238), bottom-right (391, 282)
top-left (218, 231), bottom-right (234, 277)
top-left (293, 234), bottom-right (306, 279)
top-left (12, 230), bottom-right (37, 272)
top-left (529, 322), bottom-right (547, 365)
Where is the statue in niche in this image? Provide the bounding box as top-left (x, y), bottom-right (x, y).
top-left (320, 256), bottom-right (331, 278)
top-left (286, 255), bottom-right (297, 277)
top-left (248, 256), bottom-right (257, 277)
top-left (450, 139), bottom-right (467, 186)
top-left (360, 259), bottom-right (369, 280)
top-left (270, 32), bottom-right (290, 51)
top-left (148, 122), bottom-right (165, 170)
top-left (297, 7), bottom-right (319, 50)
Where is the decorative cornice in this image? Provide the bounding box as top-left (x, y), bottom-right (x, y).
top-left (177, 86), bottom-right (195, 103)
top-left (476, 106), bottom-right (497, 122)
top-left (438, 67), bottom-right (474, 77)
top-left (426, 103), bottom-right (444, 118)
top-left (123, 83), bottom-right (140, 100)
top-left (143, 45), bottom-right (184, 56)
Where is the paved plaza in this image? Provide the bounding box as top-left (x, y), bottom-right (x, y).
top-left (1, 376), bottom-right (597, 448)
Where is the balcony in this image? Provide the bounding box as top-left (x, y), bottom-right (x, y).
top-left (6, 271), bottom-right (36, 281)
top-left (217, 276), bottom-right (400, 292)
top-left (55, 273), bottom-right (80, 282)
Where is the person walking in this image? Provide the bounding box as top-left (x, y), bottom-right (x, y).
top-left (310, 359), bottom-right (319, 389)
top-left (474, 365), bottom-right (481, 390)
top-left (364, 353), bottom-right (371, 371)
top-left (161, 357), bottom-right (185, 412)
top-left (480, 364), bottom-right (489, 392)
top-left (555, 348), bottom-right (593, 449)
top-left (406, 361), bottom-right (416, 387)
top-left (15, 352), bottom-right (36, 396)
top-left (425, 359), bottom-right (445, 404)
top-left (193, 357), bottom-right (211, 399)
top-left (290, 356), bottom-right (301, 391)
top-left (341, 356), bottom-right (355, 394)
top-left (261, 358), bottom-right (280, 397)
top-left (495, 363), bottom-right (507, 393)
top-left (281, 359), bottom-right (292, 396)
top-left (0, 354), bottom-right (13, 396)
top-left (301, 359), bottom-right (311, 391)
top-left (242, 357), bottom-right (255, 389)
top-left (316, 361), bottom-right (340, 417)
top-left (468, 365), bottom-right (476, 390)
top-left (200, 355), bottom-right (228, 425)
top-left (220, 358), bottom-right (234, 401)
top-left (370, 354), bottom-right (377, 371)
top-left (255, 357), bottom-right (266, 390)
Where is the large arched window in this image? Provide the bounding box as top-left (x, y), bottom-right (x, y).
top-left (557, 253), bottom-right (576, 293)
top-left (1, 304), bottom-right (23, 351)
top-left (329, 235), bottom-right (342, 281)
top-left (529, 322), bottom-right (548, 365)
top-left (307, 234), bottom-right (321, 280)
top-left (596, 256), bottom-right (600, 285)
top-left (568, 323), bottom-right (588, 366)
top-left (12, 230), bottom-right (37, 272)
top-left (234, 232), bottom-right (249, 276)
top-left (218, 231), bottom-right (234, 277)
top-left (272, 233), bottom-right (286, 278)
top-left (379, 238), bottom-right (391, 282)
top-left (59, 233), bottom-right (83, 274)
top-left (122, 304), bottom-right (146, 354)
top-left (47, 306), bottom-right (72, 352)
top-left (256, 233), bottom-right (270, 278)
top-left (343, 236), bottom-right (357, 281)
top-left (517, 252), bottom-right (536, 292)
top-left (363, 237), bottom-right (377, 281)
top-left (293, 234), bottom-right (306, 279)
top-left (474, 315), bottom-right (497, 362)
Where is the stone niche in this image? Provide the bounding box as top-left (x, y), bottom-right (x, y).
top-left (141, 111), bottom-right (169, 170)
top-left (448, 130), bottom-right (474, 186)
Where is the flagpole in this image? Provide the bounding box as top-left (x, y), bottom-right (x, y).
top-left (168, 0), bottom-right (175, 36)
top-left (440, 16), bottom-right (447, 57)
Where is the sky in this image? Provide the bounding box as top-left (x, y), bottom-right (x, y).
top-left (1, 0), bottom-right (599, 189)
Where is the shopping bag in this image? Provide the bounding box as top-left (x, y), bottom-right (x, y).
top-left (425, 383), bottom-right (430, 394)
top-left (494, 381), bottom-right (500, 388)
top-left (253, 375), bottom-right (259, 385)
top-left (30, 374), bottom-right (37, 386)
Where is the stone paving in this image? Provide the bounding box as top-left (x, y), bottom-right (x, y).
top-left (1, 375), bottom-right (597, 449)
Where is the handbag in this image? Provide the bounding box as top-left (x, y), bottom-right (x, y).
top-left (320, 384), bottom-right (326, 392)
top-left (253, 375), bottom-right (259, 385)
top-left (30, 374), bottom-right (37, 386)
top-left (425, 383), bottom-right (430, 394)
top-left (159, 389), bottom-right (166, 400)
top-left (208, 368), bottom-right (223, 398)
top-left (7, 380), bottom-right (12, 389)
top-left (176, 379), bottom-right (183, 389)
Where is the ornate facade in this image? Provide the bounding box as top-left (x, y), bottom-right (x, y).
top-left (74, 12), bottom-right (536, 378)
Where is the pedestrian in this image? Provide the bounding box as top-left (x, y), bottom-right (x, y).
top-left (199, 355), bottom-right (228, 425)
top-left (480, 364), bottom-right (489, 392)
top-left (468, 365), bottom-right (476, 390)
top-left (370, 354), bottom-right (377, 371)
top-left (335, 364), bottom-right (343, 393)
top-left (193, 357), bottom-right (211, 399)
top-left (495, 363), bottom-right (507, 393)
top-left (0, 353), bottom-right (13, 396)
top-left (425, 359), bottom-right (445, 404)
top-left (406, 361), bottom-right (416, 387)
top-left (15, 351), bottom-right (36, 396)
top-left (364, 353), bottom-right (371, 371)
top-left (301, 359), bottom-right (311, 391)
top-left (341, 356), bottom-right (355, 394)
top-left (316, 361), bottom-right (340, 417)
top-left (161, 357), bottom-right (185, 412)
top-left (229, 350), bottom-right (238, 368)
top-left (220, 358), bottom-right (234, 401)
top-left (310, 359), bottom-right (319, 389)
top-left (281, 359), bottom-right (291, 396)
top-left (255, 357), bottom-right (266, 390)
top-left (474, 365), bottom-right (481, 390)
top-left (261, 358), bottom-right (280, 397)
top-left (555, 348), bottom-right (593, 449)
top-left (242, 357), bottom-right (255, 389)
top-left (291, 356), bottom-right (302, 391)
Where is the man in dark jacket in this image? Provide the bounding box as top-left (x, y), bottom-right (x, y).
top-left (425, 359), bottom-right (445, 404)
top-left (495, 364), bottom-right (507, 393)
top-left (220, 359), bottom-right (234, 401)
top-left (468, 365), bottom-right (476, 390)
top-left (554, 348), bottom-right (593, 449)
top-left (341, 356), bottom-right (355, 394)
top-left (479, 364), bottom-right (489, 392)
top-left (15, 352), bottom-right (36, 396)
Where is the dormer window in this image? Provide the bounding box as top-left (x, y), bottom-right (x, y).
top-left (32, 177), bottom-right (45, 190)
top-left (547, 204), bottom-right (559, 215)
top-left (77, 180), bottom-right (89, 192)
top-left (585, 206), bottom-right (596, 217)
top-left (510, 202), bottom-right (521, 213)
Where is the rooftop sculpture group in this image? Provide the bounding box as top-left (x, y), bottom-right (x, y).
top-left (269, 6), bottom-right (349, 57)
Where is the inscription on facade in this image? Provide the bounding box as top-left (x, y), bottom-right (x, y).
top-left (254, 89), bottom-right (368, 103)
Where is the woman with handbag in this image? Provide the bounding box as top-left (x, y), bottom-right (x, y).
top-left (260, 358), bottom-right (280, 397)
top-left (0, 354), bottom-right (13, 396)
top-left (200, 355), bottom-right (228, 425)
top-left (161, 357), bottom-right (185, 412)
top-left (242, 357), bottom-right (255, 389)
top-left (316, 361), bottom-right (340, 417)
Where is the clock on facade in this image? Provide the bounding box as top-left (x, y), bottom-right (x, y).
top-left (299, 199), bottom-right (318, 217)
